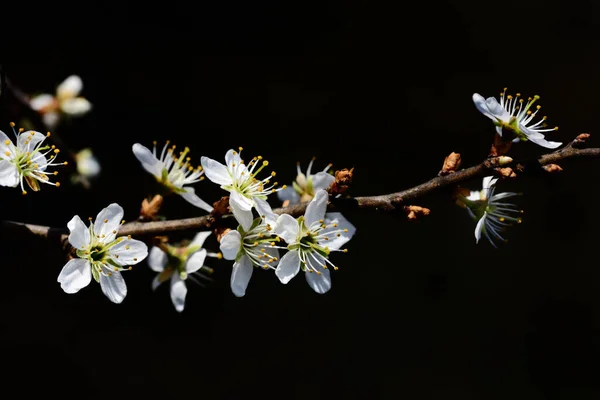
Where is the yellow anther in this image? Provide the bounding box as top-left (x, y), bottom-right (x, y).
top-left (127, 235), bottom-right (132, 240)
top-left (4, 140), bottom-right (9, 145)
top-left (125, 245), bottom-right (130, 250)
top-left (55, 182), bottom-right (61, 187)
top-left (316, 271), bottom-right (321, 275)
top-left (63, 161), bottom-right (68, 165)
top-left (133, 258), bottom-right (138, 261)
top-left (343, 228), bottom-right (348, 232)
top-left (54, 149), bottom-right (60, 153)
top-left (22, 190), bottom-right (27, 195)
top-left (53, 171), bottom-right (58, 175)
top-left (333, 266), bottom-right (339, 271)
top-left (128, 267), bottom-right (132, 270)
top-left (263, 161), bottom-right (269, 166)
top-left (319, 219), bottom-right (324, 223)
top-left (112, 230), bottom-right (116, 234)
top-left (18, 128), bottom-right (24, 133)
top-left (121, 219), bottom-right (126, 224)
top-left (114, 267), bottom-right (119, 271)
top-left (217, 252), bottom-right (223, 259)
top-left (282, 185), bottom-right (287, 189)
top-left (104, 219), bottom-right (108, 223)
top-left (239, 146), bottom-right (243, 151)
top-left (4, 151), bottom-right (9, 156)
top-left (343, 249), bottom-right (348, 253)
top-left (271, 171), bottom-right (276, 176)
top-left (9, 122), bottom-right (15, 127)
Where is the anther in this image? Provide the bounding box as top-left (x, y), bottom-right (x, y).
top-left (9, 122), bottom-right (15, 127)
top-left (56, 182), bottom-right (61, 187)
top-left (104, 219), bottom-right (108, 223)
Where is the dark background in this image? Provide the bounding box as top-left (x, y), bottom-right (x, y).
top-left (1, 1), bottom-right (600, 398)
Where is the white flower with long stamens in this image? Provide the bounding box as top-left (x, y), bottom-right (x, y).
top-left (147, 232), bottom-right (220, 312)
top-left (456, 176), bottom-right (522, 247)
top-left (57, 203), bottom-right (148, 304)
top-left (274, 189), bottom-right (356, 294)
top-left (201, 147), bottom-right (285, 226)
top-left (220, 211), bottom-right (280, 297)
top-left (29, 75), bottom-right (92, 129)
top-left (473, 88), bottom-right (562, 149)
top-left (0, 123), bottom-right (66, 194)
top-left (277, 157), bottom-right (335, 205)
top-left (132, 141), bottom-right (213, 212)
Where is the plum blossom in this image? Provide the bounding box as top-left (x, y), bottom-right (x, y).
top-left (219, 210), bottom-right (280, 297)
top-left (473, 88), bottom-right (562, 149)
top-left (277, 157), bottom-right (334, 205)
top-left (274, 190), bottom-right (356, 294)
top-left (133, 141), bottom-right (212, 212)
top-left (456, 176), bottom-right (522, 247)
top-left (0, 123), bottom-right (66, 194)
top-left (57, 203), bottom-right (148, 304)
top-left (29, 75), bottom-right (92, 129)
top-left (147, 232), bottom-right (220, 312)
top-left (201, 147), bottom-right (284, 226)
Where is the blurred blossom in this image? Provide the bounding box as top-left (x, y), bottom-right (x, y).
top-left (75, 148), bottom-right (100, 178)
top-left (29, 75), bottom-right (92, 129)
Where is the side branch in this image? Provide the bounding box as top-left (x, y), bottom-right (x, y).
top-left (2, 141), bottom-right (599, 242)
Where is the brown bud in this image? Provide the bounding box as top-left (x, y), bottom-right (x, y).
top-left (576, 133), bottom-right (591, 142)
top-left (214, 227), bottom-right (231, 243)
top-left (542, 163), bottom-right (563, 173)
top-left (489, 132), bottom-right (512, 157)
top-left (329, 168), bottom-right (354, 196)
top-left (282, 200), bottom-right (291, 208)
top-left (211, 196), bottom-right (230, 219)
top-left (403, 205), bottom-right (431, 221)
top-left (439, 152), bottom-right (461, 176)
top-left (495, 167), bottom-right (517, 178)
top-left (139, 194), bottom-right (163, 221)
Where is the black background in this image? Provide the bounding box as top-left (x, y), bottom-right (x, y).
top-left (2, 1), bottom-right (600, 398)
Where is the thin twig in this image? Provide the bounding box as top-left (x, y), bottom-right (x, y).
top-left (1, 138), bottom-right (598, 243)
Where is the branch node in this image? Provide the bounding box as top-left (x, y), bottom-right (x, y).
top-left (139, 194), bottom-right (163, 221)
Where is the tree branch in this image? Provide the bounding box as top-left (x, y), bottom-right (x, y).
top-left (2, 138), bottom-right (598, 243)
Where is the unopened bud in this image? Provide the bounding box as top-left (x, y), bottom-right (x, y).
top-left (542, 163), bottom-right (563, 173)
top-left (403, 205), bottom-right (431, 221)
top-left (439, 152), bottom-right (461, 176)
top-left (497, 156), bottom-right (513, 166)
top-left (495, 167), bottom-right (517, 179)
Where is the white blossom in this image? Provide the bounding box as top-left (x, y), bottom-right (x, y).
top-left (274, 190), bottom-right (355, 294)
top-left (473, 88), bottom-right (562, 149)
top-left (57, 203), bottom-right (148, 304)
top-left (29, 75), bottom-right (92, 129)
top-left (456, 176), bottom-right (522, 247)
top-left (148, 232), bottom-right (219, 312)
top-left (201, 147), bottom-right (283, 226)
top-left (277, 157), bottom-right (335, 205)
top-left (132, 141), bottom-right (212, 212)
top-left (0, 123), bottom-right (66, 194)
top-left (75, 148), bottom-right (101, 178)
top-left (220, 211), bottom-right (280, 297)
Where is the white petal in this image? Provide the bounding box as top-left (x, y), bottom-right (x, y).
top-left (186, 249), bottom-right (207, 273)
top-left (255, 198), bottom-right (277, 227)
top-left (60, 97), bottom-right (92, 115)
top-left (189, 231), bottom-right (212, 250)
top-left (277, 186), bottom-right (300, 204)
top-left (311, 171), bottom-right (335, 192)
top-left (67, 215), bottom-right (90, 249)
top-left (274, 214), bottom-right (300, 244)
top-left (100, 271), bottom-right (127, 304)
top-left (230, 255), bottom-right (253, 297)
top-left (93, 203), bottom-right (124, 243)
top-left (108, 238), bottom-right (148, 265)
top-left (230, 197), bottom-right (253, 231)
top-left (200, 156), bottom-right (231, 186)
top-left (229, 189), bottom-right (253, 211)
top-left (57, 259), bottom-right (91, 294)
top-left (152, 274), bottom-right (165, 291)
top-left (220, 230), bottom-right (242, 260)
top-left (275, 251), bottom-right (300, 284)
top-left (56, 75), bottom-right (83, 99)
top-left (43, 112), bottom-right (60, 129)
top-left (180, 187), bottom-right (213, 212)
top-left (29, 94), bottom-right (55, 111)
top-left (304, 189), bottom-right (329, 228)
top-left (474, 213), bottom-right (486, 244)
top-left (305, 265), bottom-right (332, 294)
top-left (225, 149), bottom-right (242, 169)
top-left (18, 131), bottom-right (46, 154)
top-left (170, 273), bottom-right (187, 312)
top-left (524, 133), bottom-right (562, 149)
top-left (321, 212), bottom-right (356, 250)
top-left (132, 143), bottom-right (163, 179)
top-left (147, 247), bottom-right (167, 272)
top-left (0, 160), bottom-right (19, 187)
top-left (473, 93), bottom-right (510, 122)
